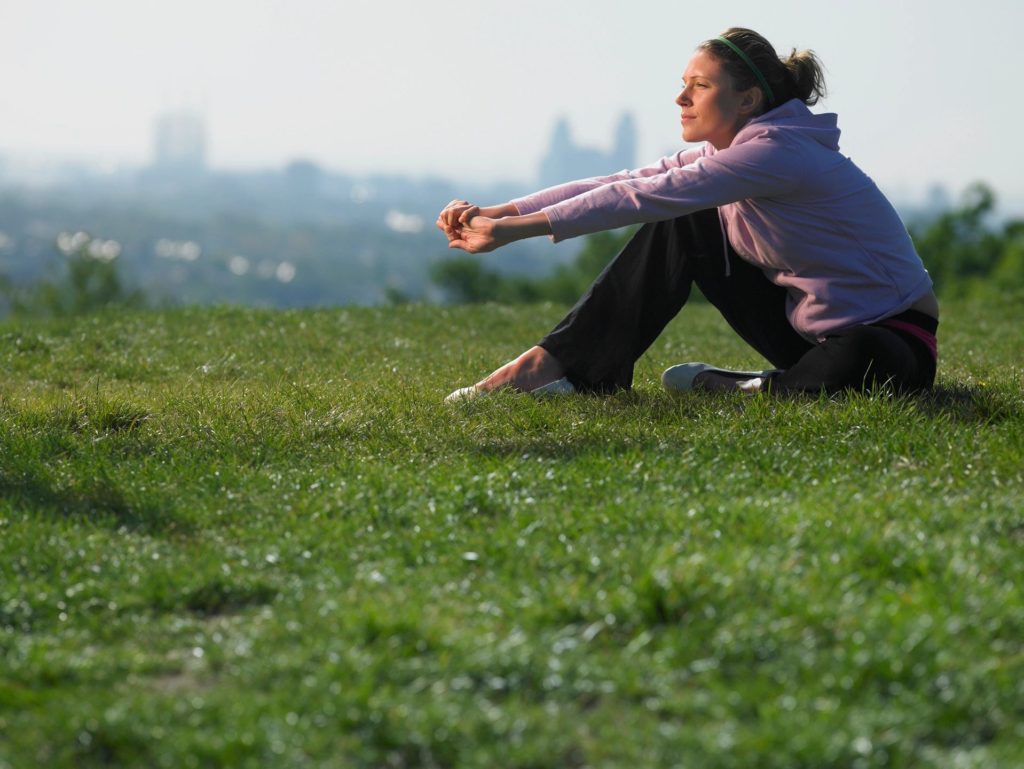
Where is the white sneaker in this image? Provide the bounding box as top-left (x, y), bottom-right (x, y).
top-left (444, 385), bottom-right (483, 403)
top-left (662, 363), bottom-right (777, 393)
top-left (530, 377), bottom-right (576, 396)
top-left (445, 377), bottom-right (576, 403)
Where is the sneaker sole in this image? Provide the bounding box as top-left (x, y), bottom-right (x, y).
top-left (662, 363), bottom-right (773, 393)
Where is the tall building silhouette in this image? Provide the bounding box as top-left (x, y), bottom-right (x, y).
top-left (538, 111), bottom-right (637, 188)
top-left (611, 113), bottom-right (637, 172)
top-left (151, 111), bottom-right (207, 176)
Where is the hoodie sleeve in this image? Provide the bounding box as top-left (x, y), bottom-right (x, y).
top-left (540, 129), bottom-right (805, 242)
top-left (512, 146), bottom-right (709, 215)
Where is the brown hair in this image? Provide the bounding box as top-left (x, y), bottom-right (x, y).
top-left (699, 27), bottom-right (827, 112)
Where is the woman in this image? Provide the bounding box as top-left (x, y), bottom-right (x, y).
top-left (438, 27), bottom-right (939, 400)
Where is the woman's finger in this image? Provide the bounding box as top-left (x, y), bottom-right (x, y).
top-left (457, 206), bottom-right (480, 225)
top-left (442, 204), bottom-right (473, 228)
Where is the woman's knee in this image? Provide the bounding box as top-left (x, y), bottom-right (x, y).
top-left (775, 326), bottom-right (918, 393)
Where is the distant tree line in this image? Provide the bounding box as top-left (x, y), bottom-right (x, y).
top-left (0, 174), bottom-right (563, 314)
top-left (2, 183), bottom-right (1021, 318)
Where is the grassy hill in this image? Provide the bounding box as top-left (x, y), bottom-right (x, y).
top-left (1, 297), bottom-right (1022, 768)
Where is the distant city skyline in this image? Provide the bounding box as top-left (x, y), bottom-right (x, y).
top-left (0, 108), bottom-right (639, 193)
top-left (3, 1), bottom-right (1023, 214)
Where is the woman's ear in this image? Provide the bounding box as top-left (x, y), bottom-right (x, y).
top-left (738, 87), bottom-right (765, 116)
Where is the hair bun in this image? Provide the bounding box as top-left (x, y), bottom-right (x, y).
top-left (783, 48), bottom-right (827, 106)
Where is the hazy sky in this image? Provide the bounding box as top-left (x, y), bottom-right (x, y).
top-left (2, 0), bottom-right (1021, 210)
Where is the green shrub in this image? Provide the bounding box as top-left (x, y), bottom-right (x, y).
top-left (911, 183), bottom-right (1024, 297)
top-left (2, 237), bottom-right (146, 318)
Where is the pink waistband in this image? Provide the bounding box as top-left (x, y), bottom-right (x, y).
top-left (879, 318), bottom-right (938, 360)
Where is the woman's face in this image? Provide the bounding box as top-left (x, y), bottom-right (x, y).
top-left (675, 49), bottom-right (761, 150)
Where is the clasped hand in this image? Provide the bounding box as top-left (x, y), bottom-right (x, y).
top-left (436, 199), bottom-right (503, 253)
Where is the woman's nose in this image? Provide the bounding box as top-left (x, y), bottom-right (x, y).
top-left (675, 88), bottom-right (690, 106)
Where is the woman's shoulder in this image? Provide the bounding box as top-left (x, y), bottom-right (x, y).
top-left (704, 104), bottom-right (847, 186)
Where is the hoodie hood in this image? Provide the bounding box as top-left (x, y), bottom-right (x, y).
top-left (736, 98), bottom-right (841, 152)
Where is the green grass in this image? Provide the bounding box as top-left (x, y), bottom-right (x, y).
top-left (1, 296), bottom-right (1022, 768)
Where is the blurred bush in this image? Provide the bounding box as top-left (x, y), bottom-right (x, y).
top-left (430, 228), bottom-right (635, 305)
top-left (1, 236), bottom-right (146, 317)
top-left (910, 182), bottom-right (1024, 298)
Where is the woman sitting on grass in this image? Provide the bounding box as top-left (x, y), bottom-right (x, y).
top-left (438, 27), bottom-right (939, 399)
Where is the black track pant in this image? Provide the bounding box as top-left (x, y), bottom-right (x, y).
top-left (538, 209), bottom-right (937, 395)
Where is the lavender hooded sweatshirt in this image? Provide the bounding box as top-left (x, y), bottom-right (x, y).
top-left (511, 99), bottom-right (933, 342)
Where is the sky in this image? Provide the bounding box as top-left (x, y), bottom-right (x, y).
top-left (2, 0), bottom-right (1022, 212)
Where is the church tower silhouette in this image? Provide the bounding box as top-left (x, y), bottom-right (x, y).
top-left (538, 111), bottom-right (637, 188)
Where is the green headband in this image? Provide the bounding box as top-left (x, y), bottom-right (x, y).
top-left (715, 35), bottom-right (776, 107)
